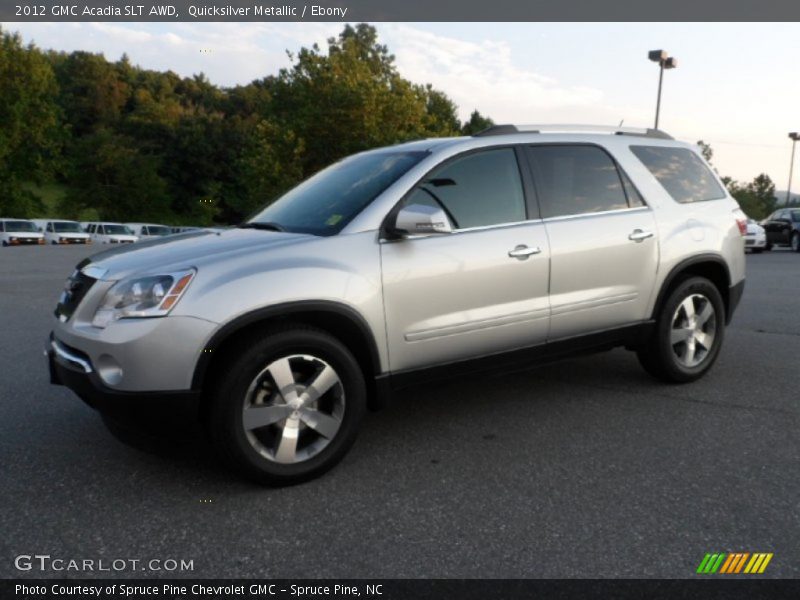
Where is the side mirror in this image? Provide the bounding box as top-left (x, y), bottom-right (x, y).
top-left (393, 204), bottom-right (452, 236)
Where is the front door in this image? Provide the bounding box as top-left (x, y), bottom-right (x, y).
top-left (380, 147), bottom-right (551, 372)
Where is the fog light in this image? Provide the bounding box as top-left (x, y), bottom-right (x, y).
top-left (96, 354), bottom-right (123, 385)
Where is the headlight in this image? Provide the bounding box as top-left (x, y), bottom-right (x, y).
top-left (92, 269), bottom-right (195, 328)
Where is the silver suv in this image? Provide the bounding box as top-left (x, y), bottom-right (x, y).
top-left (47, 125), bottom-right (747, 485)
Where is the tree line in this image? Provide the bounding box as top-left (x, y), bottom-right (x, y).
top-left (0, 23), bottom-right (783, 225)
top-left (696, 141), bottom-right (780, 219)
top-left (0, 23), bottom-right (492, 224)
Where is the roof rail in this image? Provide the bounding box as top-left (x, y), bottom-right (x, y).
top-left (474, 124), bottom-right (673, 140)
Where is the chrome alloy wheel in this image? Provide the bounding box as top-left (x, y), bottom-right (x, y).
top-left (670, 294), bottom-right (717, 368)
top-left (242, 354), bottom-right (345, 464)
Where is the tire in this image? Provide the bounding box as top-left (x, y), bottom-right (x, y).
top-left (765, 243), bottom-right (772, 251)
top-left (637, 276), bottom-right (725, 383)
top-left (207, 325), bottom-right (366, 486)
top-left (751, 248), bottom-right (763, 254)
top-left (1, 241), bottom-right (7, 247)
top-left (792, 232), bottom-right (800, 253)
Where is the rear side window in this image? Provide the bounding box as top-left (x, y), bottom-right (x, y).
top-left (631, 146), bottom-right (725, 204)
top-left (526, 145), bottom-right (630, 219)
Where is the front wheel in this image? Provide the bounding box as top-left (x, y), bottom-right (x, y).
top-left (792, 232), bottom-right (800, 253)
top-left (207, 325), bottom-right (366, 485)
top-left (637, 277), bottom-right (725, 383)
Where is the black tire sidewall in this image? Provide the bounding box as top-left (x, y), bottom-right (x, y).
top-left (652, 277), bottom-right (726, 382)
top-left (209, 328), bottom-right (366, 485)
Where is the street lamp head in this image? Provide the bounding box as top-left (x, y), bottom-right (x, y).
top-left (648, 49), bottom-right (668, 62)
top-left (664, 57), bottom-right (678, 69)
top-left (789, 132), bottom-right (800, 141)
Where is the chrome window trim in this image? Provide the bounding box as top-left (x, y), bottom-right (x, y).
top-left (541, 205), bottom-right (652, 224)
top-left (379, 218), bottom-right (544, 243)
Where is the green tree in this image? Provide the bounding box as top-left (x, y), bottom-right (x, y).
top-left (461, 110), bottom-right (494, 135)
top-left (725, 173), bottom-right (777, 219)
top-left (696, 140), bottom-right (713, 163)
top-left (62, 129), bottom-right (171, 222)
top-left (268, 23), bottom-right (457, 176)
top-left (0, 28), bottom-right (62, 216)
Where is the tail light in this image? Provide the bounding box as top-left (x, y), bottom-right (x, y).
top-left (733, 209), bottom-right (747, 236)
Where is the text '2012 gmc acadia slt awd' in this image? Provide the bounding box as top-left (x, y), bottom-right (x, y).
top-left (47, 125), bottom-right (747, 485)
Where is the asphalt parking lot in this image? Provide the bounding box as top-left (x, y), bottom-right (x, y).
top-left (1, 246), bottom-right (798, 579)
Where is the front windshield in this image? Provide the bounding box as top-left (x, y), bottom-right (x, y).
top-left (6, 220), bottom-right (37, 233)
top-left (105, 224), bottom-right (131, 235)
top-left (53, 222), bottom-right (84, 233)
top-left (247, 151), bottom-right (428, 236)
top-left (147, 226), bottom-right (172, 236)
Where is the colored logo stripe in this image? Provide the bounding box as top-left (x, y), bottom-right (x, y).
top-left (697, 552), bottom-right (773, 574)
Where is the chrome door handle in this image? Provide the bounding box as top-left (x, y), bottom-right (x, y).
top-left (508, 245), bottom-right (541, 259)
top-left (628, 229), bottom-right (654, 242)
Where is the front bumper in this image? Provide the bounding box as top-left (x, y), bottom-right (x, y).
top-left (727, 279), bottom-right (745, 324)
top-left (47, 334), bottom-right (201, 425)
top-left (6, 237), bottom-right (44, 245)
top-left (744, 235), bottom-right (766, 249)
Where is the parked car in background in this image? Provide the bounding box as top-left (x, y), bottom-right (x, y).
top-left (126, 223), bottom-right (173, 240)
top-left (84, 222), bottom-right (138, 244)
top-left (761, 208), bottom-right (800, 252)
top-left (33, 219), bottom-right (91, 245)
top-left (744, 219), bottom-right (767, 253)
top-left (0, 218), bottom-right (45, 246)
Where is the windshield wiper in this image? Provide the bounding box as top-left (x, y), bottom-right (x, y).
top-left (239, 221), bottom-right (286, 232)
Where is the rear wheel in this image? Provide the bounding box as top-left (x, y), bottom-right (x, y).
top-left (207, 325), bottom-right (366, 485)
top-left (637, 277), bottom-right (725, 383)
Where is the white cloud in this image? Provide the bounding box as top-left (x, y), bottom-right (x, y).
top-left (381, 24), bottom-right (605, 123)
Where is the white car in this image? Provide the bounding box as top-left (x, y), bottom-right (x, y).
top-left (85, 222), bottom-right (138, 244)
top-left (33, 219), bottom-right (91, 245)
top-left (125, 223), bottom-right (173, 241)
top-left (0, 218), bottom-right (45, 246)
top-left (745, 219), bottom-right (767, 253)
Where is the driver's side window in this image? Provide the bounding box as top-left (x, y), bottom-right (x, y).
top-left (404, 148), bottom-right (526, 230)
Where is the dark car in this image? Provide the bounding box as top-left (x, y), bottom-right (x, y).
top-left (762, 208), bottom-right (800, 252)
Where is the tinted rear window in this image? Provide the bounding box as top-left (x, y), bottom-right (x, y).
top-left (630, 146), bottom-right (725, 204)
top-left (527, 145), bottom-right (630, 218)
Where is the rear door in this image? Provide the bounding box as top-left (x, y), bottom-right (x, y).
top-left (380, 147), bottom-right (551, 372)
top-left (525, 144), bottom-right (659, 340)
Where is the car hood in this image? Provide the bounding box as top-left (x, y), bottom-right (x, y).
top-left (80, 228), bottom-right (311, 280)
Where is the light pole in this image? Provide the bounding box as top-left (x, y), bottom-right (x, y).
top-left (786, 132), bottom-right (800, 206)
top-left (648, 50), bottom-right (678, 130)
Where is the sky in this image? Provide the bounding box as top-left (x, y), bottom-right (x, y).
top-left (4, 21), bottom-right (800, 191)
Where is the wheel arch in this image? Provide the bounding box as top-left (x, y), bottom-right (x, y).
top-left (192, 301), bottom-right (385, 410)
top-left (652, 254), bottom-right (733, 325)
